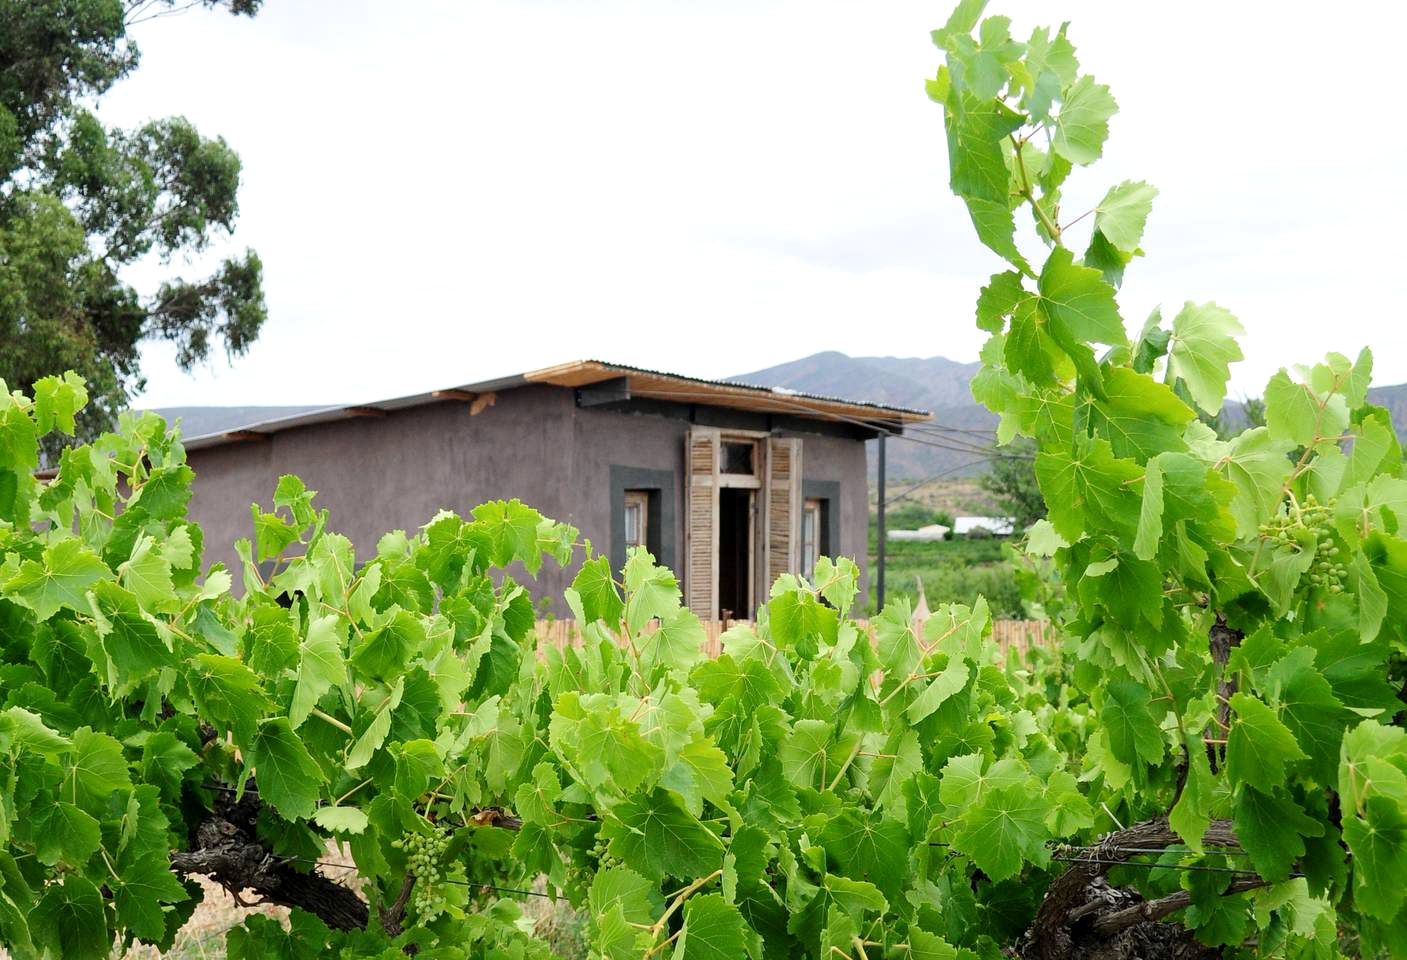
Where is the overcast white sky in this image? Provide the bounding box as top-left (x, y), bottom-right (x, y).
top-left (107, 1), bottom-right (1407, 409)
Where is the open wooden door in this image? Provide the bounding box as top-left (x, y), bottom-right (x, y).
top-left (685, 428), bottom-right (720, 619)
top-left (765, 437), bottom-right (803, 587)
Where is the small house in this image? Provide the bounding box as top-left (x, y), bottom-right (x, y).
top-left (954, 516), bottom-right (1016, 537)
top-left (887, 523), bottom-right (951, 542)
top-left (176, 360), bottom-right (930, 618)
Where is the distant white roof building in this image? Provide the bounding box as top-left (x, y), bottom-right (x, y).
top-left (887, 523), bottom-right (950, 542)
top-left (954, 516), bottom-right (1015, 537)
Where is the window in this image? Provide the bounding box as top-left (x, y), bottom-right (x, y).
top-left (623, 490), bottom-right (650, 551)
top-left (721, 440), bottom-right (756, 476)
top-left (801, 498), bottom-right (822, 580)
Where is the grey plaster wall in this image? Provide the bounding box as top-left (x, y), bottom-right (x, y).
top-left (186, 386), bottom-right (581, 606)
top-left (790, 429), bottom-right (870, 607)
top-left (182, 386), bottom-right (871, 615)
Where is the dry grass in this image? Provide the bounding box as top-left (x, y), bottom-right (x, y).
top-left (122, 874), bottom-right (288, 960)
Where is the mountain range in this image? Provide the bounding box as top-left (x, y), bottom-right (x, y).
top-left (148, 352), bottom-right (1407, 483)
top-left (733, 352), bottom-right (1407, 480)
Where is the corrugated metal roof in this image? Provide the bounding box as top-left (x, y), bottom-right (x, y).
top-left (176, 360), bottom-right (930, 452)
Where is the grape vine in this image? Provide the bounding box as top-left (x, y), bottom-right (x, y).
top-left (0, 4), bottom-right (1402, 959)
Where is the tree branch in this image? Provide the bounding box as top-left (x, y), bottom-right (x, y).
top-left (1091, 877), bottom-right (1269, 938)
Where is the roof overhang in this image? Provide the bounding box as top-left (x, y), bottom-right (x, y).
top-left (524, 360), bottom-right (931, 428)
top-left (151, 359), bottom-right (930, 454)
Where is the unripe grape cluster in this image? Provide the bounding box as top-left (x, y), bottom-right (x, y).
top-left (588, 833), bottom-right (619, 870)
top-left (1260, 494), bottom-right (1347, 594)
top-left (392, 830), bottom-right (451, 918)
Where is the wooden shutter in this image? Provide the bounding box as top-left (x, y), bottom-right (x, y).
top-left (685, 428), bottom-right (720, 619)
top-left (765, 437), bottom-right (803, 586)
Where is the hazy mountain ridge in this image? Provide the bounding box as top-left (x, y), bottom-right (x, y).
top-left (145, 357), bottom-right (1407, 483)
top-left (734, 352), bottom-right (1407, 480)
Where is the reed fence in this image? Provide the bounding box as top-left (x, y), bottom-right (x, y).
top-left (533, 617), bottom-right (1054, 660)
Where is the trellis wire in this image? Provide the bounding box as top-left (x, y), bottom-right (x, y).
top-left (283, 856), bottom-right (556, 900)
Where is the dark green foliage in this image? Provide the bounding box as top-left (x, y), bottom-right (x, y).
top-left (0, 0), bottom-right (265, 446)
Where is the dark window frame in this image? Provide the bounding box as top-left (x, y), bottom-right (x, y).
top-left (802, 479), bottom-right (840, 559)
top-left (610, 465), bottom-right (676, 574)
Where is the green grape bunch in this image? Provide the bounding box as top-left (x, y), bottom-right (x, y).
top-left (395, 830), bottom-right (452, 919)
top-left (1259, 493), bottom-right (1349, 594)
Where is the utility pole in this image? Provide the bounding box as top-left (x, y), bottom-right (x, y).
top-left (877, 434), bottom-right (886, 609)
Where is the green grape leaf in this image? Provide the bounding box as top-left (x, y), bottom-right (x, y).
top-left (4, 538), bottom-right (111, 621)
top-left (32, 802), bottom-right (102, 867)
top-left (132, 465), bottom-right (194, 522)
top-left (1265, 370), bottom-right (1348, 449)
top-left (907, 655), bottom-right (970, 723)
top-left (312, 806), bottom-right (369, 835)
top-left (1037, 247), bottom-right (1127, 347)
top-left (780, 719), bottom-right (850, 791)
top-left (977, 270), bottom-right (1030, 333)
top-left (1133, 456), bottom-right (1163, 560)
top-left (467, 499), bottom-right (546, 573)
top-left (187, 654), bottom-right (273, 741)
top-left (346, 677), bottom-right (404, 770)
top-left (0, 706), bottom-right (70, 755)
top-left (68, 726), bottom-right (131, 806)
top-left (249, 718), bottom-right (327, 820)
top-left (638, 607), bottom-right (706, 679)
top-left (1225, 693), bottom-right (1306, 791)
top-left (290, 615), bottom-right (347, 730)
top-left (600, 789), bottom-right (724, 882)
top-left (1035, 436), bottom-right (1143, 541)
top-left (91, 581), bottom-right (174, 679)
top-left (30, 875), bottom-right (108, 960)
top-left (1234, 787), bottom-right (1322, 883)
top-left (964, 197), bottom-right (1031, 274)
top-left (820, 809), bottom-right (911, 901)
top-left (1101, 678), bottom-right (1165, 766)
top-left (1167, 302), bottom-right (1244, 415)
top-left (674, 893), bottom-right (751, 960)
top-left (1092, 180), bottom-right (1157, 253)
top-left (1043, 769), bottom-right (1094, 835)
top-left (1213, 428), bottom-right (1295, 540)
top-left (350, 610), bottom-right (422, 683)
top-left (768, 586), bottom-right (838, 656)
top-left (251, 504), bottom-right (301, 562)
top-left (117, 535), bottom-right (177, 614)
top-left (245, 605), bottom-right (300, 676)
top-left (1169, 740), bottom-right (1214, 853)
top-left (945, 93), bottom-right (1024, 204)
top-left (1343, 796), bottom-right (1407, 921)
top-left (111, 853), bottom-right (189, 942)
top-left (140, 731), bottom-right (199, 801)
top-left (1052, 75), bottom-right (1117, 164)
top-left (952, 783), bottom-right (1051, 882)
top-left (661, 738), bottom-right (735, 817)
top-left (1266, 648), bottom-right (1351, 784)
top-left (31, 371), bottom-right (88, 435)
top-left (1086, 367), bottom-right (1195, 462)
top-left (573, 555), bottom-right (624, 626)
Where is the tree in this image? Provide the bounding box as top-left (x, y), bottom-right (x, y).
top-left (980, 438), bottom-right (1045, 528)
top-left (0, 0), bottom-right (265, 446)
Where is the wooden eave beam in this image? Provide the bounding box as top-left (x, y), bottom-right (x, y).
top-left (224, 430), bottom-right (267, 442)
top-left (432, 389), bottom-right (477, 402)
top-left (344, 406), bottom-right (386, 418)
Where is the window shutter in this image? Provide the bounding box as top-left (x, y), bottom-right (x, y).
top-left (765, 437), bottom-right (803, 586)
top-left (685, 428), bottom-right (720, 619)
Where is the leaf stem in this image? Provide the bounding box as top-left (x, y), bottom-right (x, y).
top-left (311, 708), bottom-right (353, 735)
